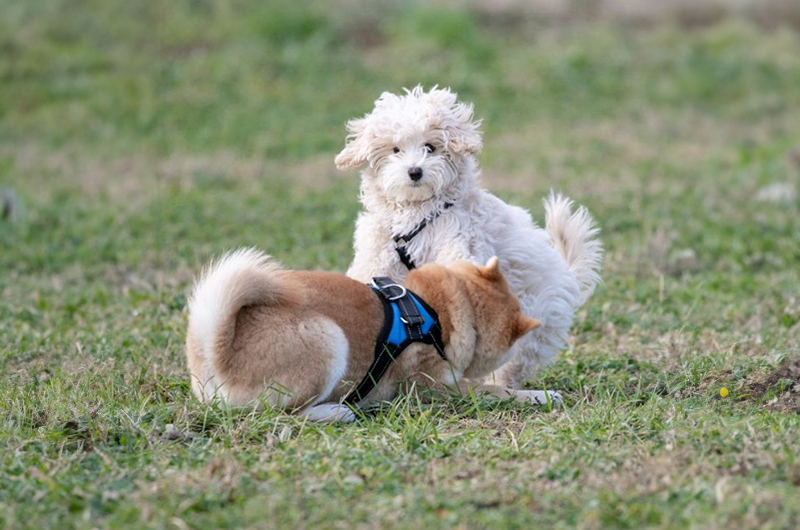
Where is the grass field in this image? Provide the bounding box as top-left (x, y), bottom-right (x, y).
top-left (2, 1), bottom-right (800, 528)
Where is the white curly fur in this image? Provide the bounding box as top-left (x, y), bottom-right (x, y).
top-left (337, 86), bottom-right (604, 388)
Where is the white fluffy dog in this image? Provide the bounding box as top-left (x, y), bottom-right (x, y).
top-left (335, 86), bottom-right (603, 389)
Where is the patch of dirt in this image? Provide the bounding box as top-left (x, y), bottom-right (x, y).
top-left (788, 145), bottom-right (800, 167)
top-left (745, 357), bottom-right (800, 414)
top-left (469, 0), bottom-right (800, 32)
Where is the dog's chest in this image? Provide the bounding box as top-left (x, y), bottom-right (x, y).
top-left (389, 214), bottom-right (467, 270)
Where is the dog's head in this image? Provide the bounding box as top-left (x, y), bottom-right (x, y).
top-left (413, 257), bottom-right (540, 378)
top-left (454, 256), bottom-right (540, 357)
top-left (335, 86), bottom-right (482, 204)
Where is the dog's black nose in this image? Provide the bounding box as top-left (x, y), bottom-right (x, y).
top-left (408, 167), bottom-right (423, 181)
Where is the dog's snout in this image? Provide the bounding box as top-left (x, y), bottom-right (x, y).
top-left (408, 167), bottom-right (423, 181)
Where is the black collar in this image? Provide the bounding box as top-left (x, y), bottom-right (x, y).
top-left (393, 202), bottom-right (453, 270)
top-left (343, 277), bottom-right (447, 405)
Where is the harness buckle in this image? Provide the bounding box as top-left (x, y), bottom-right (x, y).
top-left (372, 281), bottom-right (407, 301)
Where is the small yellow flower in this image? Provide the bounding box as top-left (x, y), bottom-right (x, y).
top-left (720, 387), bottom-right (729, 398)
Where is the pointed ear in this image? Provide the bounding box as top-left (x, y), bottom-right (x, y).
top-left (445, 101), bottom-right (483, 156)
top-left (513, 316), bottom-right (541, 340)
top-left (479, 256), bottom-right (501, 281)
top-left (334, 117), bottom-right (371, 170)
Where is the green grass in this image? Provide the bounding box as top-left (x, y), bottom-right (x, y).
top-left (2, 1), bottom-right (800, 528)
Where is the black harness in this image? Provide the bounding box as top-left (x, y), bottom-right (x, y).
top-left (343, 277), bottom-right (447, 405)
top-left (393, 202), bottom-right (453, 270)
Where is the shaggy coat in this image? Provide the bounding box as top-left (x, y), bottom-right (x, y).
top-left (185, 249), bottom-right (549, 422)
top-left (336, 86), bottom-right (603, 388)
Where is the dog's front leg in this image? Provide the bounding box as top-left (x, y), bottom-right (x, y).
top-left (407, 375), bottom-right (561, 407)
top-left (347, 212), bottom-right (405, 282)
top-left (449, 381), bottom-right (562, 407)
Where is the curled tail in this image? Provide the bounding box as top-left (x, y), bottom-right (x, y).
top-left (186, 248), bottom-right (294, 401)
top-left (544, 192), bottom-right (603, 306)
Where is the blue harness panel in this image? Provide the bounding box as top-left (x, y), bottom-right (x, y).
top-left (384, 295), bottom-right (437, 346)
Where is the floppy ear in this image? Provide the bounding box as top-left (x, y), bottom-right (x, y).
top-left (335, 117), bottom-right (371, 170)
top-left (478, 256), bottom-right (502, 281)
top-left (446, 101), bottom-right (483, 156)
top-left (513, 316), bottom-right (541, 341)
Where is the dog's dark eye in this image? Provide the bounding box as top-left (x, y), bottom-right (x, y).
top-left (393, 147), bottom-right (400, 154)
top-left (425, 143), bottom-right (436, 153)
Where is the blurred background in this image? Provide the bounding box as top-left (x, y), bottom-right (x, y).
top-left (2, 0), bottom-right (799, 258)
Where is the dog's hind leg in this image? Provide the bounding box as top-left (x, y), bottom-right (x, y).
top-left (510, 389), bottom-right (562, 406)
top-left (447, 381), bottom-right (561, 407)
top-left (217, 309), bottom-right (351, 410)
top-left (300, 403), bottom-right (356, 423)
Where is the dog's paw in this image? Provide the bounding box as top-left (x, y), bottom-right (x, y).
top-left (301, 403), bottom-right (356, 423)
top-left (511, 389), bottom-right (562, 407)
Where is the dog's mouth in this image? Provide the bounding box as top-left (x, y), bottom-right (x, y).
top-left (381, 174), bottom-right (437, 204)
top-left (392, 185), bottom-right (435, 204)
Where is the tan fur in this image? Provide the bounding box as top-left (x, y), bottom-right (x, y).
top-left (186, 253), bottom-right (540, 416)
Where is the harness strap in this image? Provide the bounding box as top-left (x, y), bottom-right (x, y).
top-left (393, 202), bottom-right (453, 270)
top-left (343, 278), bottom-right (447, 405)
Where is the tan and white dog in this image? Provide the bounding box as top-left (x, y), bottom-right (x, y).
top-left (185, 248), bottom-right (552, 422)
